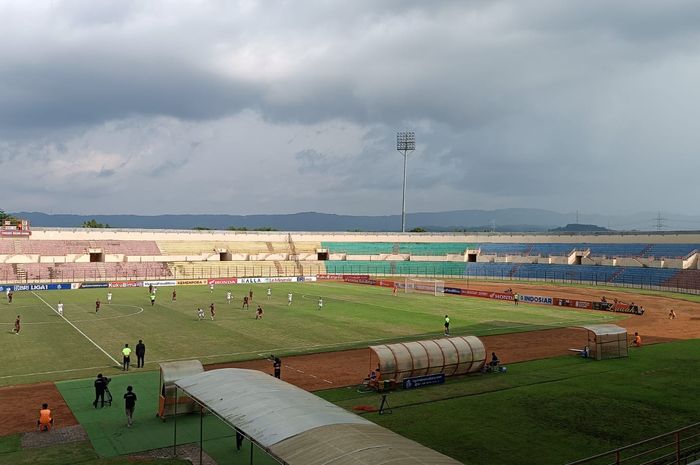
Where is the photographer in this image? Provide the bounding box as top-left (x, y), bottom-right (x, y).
top-left (93, 373), bottom-right (110, 408)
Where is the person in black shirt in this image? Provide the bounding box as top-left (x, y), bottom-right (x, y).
top-left (124, 385), bottom-right (137, 427)
top-left (270, 355), bottom-right (281, 379)
top-left (93, 373), bottom-right (107, 408)
top-left (135, 340), bottom-right (146, 368)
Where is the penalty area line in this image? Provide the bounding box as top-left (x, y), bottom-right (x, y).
top-left (32, 291), bottom-right (121, 367)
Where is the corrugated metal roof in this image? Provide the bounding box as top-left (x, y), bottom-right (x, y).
top-left (175, 368), bottom-right (371, 448)
top-left (270, 423), bottom-right (464, 465)
top-left (175, 368), bottom-right (463, 464)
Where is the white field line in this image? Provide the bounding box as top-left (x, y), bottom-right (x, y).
top-left (0, 305), bottom-right (145, 326)
top-left (0, 365), bottom-right (112, 380)
top-left (32, 291), bottom-right (121, 367)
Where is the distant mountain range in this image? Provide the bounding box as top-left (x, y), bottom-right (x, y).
top-left (11, 209), bottom-right (700, 232)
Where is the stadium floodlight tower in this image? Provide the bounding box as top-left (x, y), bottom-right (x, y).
top-left (396, 131), bottom-right (416, 232)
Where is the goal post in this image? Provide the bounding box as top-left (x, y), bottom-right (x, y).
top-left (404, 278), bottom-right (445, 296)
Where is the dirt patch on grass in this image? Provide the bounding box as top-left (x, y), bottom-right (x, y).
top-left (0, 382), bottom-right (78, 436)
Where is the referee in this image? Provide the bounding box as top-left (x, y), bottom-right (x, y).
top-left (122, 343), bottom-right (132, 371)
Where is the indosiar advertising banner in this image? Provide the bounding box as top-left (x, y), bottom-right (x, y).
top-left (519, 294), bottom-right (553, 305)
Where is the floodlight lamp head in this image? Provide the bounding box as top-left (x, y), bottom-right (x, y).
top-left (396, 131), bottom-right (415, 152)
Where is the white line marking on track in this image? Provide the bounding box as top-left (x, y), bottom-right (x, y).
top-left (32, 291), bottom-right (121, 367)
top-left (322, 379), bottom-right (333, 384)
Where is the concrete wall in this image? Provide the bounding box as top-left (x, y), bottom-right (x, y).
top-left (27, 228), bottom-right (700, 244)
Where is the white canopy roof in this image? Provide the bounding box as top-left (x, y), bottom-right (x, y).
top-left (176, 368), bottom-right (371, 448)
top-left (582, 324), bottom-right (628, 336)
top-left (175, 368), bottom-right (462, 465)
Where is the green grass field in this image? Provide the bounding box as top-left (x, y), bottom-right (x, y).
top-left (2, 282), bottom-right (621, 387)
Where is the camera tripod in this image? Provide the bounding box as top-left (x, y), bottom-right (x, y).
top-left (104, 387), bottom-right (113, 406)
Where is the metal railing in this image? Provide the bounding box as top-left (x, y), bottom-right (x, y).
top-left (566, 422), bottom-right (700, 465)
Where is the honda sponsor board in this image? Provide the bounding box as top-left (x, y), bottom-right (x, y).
top-left (109, 281), bottom-right (143, 288)
top-left (463, 289), bottom-right (514, 301)
top-left (520, 294), bottom-right (553, 305)
top-left (143, 280), bottom-right (177, 287)
top-left (207, 278), bottom-right (238, 285)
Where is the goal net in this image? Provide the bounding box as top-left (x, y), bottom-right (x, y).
top-left (404, 278), bottom-right (445, 296)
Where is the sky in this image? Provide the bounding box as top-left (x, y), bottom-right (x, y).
top-left (1, 0), bottom-right (699, 217)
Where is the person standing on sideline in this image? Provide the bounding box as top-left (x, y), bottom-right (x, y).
top-left (57, 301), bottom-right (64, 316)
top-left (95, 299), bottom-right (101, 313)
top-left (318, 297), bottom-right (323, 310)
top-left (5, 287), bottom-right (9, 300)
top-left (287, 293), bottom-right (293, 306)
top-left (135, 339), bottom-right (146, 368)
top-left (669, 309), bottom-right (676, 319)
top-left (513, 293), bottom-right (520, 306)
top-left (107, 291), bottom-right (112, 304)
top-left (444, 315), bottom-right (450, 336)
top-left (93, 373), bottom-right (107, 408)
top-left (272, 356), bottom-right (281, 379)
top-left (267, 287), bottom-right (272, 300)
top-left (124, 386), bottom-right (137, 427)
top-left (172, 289), bottom-right (177, 302)
top-left (393, 283), bottom-right (398, 296)
top-left (122, 344), bottom-right (132, 371)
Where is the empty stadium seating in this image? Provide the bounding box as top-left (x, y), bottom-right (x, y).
top-left (321, 242), bottom-right (471, 256)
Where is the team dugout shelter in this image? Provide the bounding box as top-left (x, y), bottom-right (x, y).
top-left (370, 335), bottom-right (487, 383)
top-left (173, 368), bottom-right (462, 464)
top-left (582, 324), bottom-right (629, 360)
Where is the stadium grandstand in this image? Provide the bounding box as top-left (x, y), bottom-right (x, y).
top-left (1, 227), bottom-right (700, 292)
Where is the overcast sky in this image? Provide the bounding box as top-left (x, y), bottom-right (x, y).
top-left (1, 0), bottom-right (699, 217)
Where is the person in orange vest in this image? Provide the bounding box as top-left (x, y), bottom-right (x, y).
top-left (632, 332), bottom-right (642, 347)
top-left (37, 403), bottom-right (53, 431)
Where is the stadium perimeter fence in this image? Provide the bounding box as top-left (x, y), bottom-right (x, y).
top-left (1, 262), bottom-right (699, 295)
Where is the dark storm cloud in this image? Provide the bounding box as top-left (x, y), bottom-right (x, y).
top-left (2, 0), bottom-right (700, 216)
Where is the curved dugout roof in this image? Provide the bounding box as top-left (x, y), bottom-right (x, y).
top-left (175, 368), bottom-right (462, 465)
top-left (370, 335), bottom-right (486, 382)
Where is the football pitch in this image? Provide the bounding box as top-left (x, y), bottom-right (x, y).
top-left (1, 282), bottom-right (620, 387)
